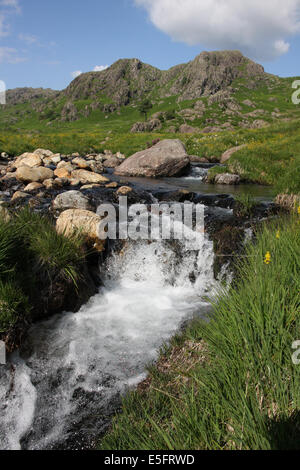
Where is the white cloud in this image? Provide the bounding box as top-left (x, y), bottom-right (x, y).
top-left (0, 0), bottom-right (20, 37)
top-left (0, 46), bottom-right (26, 63)
top-left (71, 70), bottom-right (82, 79)
top-left (19, 33), bottom-right (38, 44)
top-left (71, 65), bottom-right (109, 79)
top-left (0, 0), bottom-right (20, 12)
top-left (0, 14), bottom-right (9, 36)
top-left (93, 65), bottom-right (108, 72)
top-left (135, 0), bottom-right (300, 60)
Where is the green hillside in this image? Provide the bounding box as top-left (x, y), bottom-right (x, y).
top-left (0, 50), bottom-right (299, 195)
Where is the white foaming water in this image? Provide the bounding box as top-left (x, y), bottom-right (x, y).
top-left (0, 225), bottom-right (217, 450)
top-left (183, 166), bottom-right (208, 181)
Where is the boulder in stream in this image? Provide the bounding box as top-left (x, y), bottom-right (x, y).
top-left (215, 173), bottom-right (240, 185)
top-left (115, 139), bottom-right (190, 178)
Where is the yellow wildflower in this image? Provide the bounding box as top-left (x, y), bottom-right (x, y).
top-left (264, 252), bottom-right (271, 265)
top-left (298, 206), bottom-right (300, 215)
top-left (276, 230), bottom-right (280, 239)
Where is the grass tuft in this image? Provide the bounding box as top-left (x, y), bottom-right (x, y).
top-left (0, 208), bottom-right (86, 335)
top-left (100, 215), bottom-right (300, 450)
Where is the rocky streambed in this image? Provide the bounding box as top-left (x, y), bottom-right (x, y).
top-left (0, 140), bottom-right (280, 450)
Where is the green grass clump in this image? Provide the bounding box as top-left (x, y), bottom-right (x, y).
top-left (0, 281), bottom-right (30, 333)
top-left (14, 208), bottom-right (85, 286)
top-left (234, 194), bottom-right (257, 218)
top-left (0, 208), bottom-right (86, 336)
top-left (100, 214), bottom-right (300, 450)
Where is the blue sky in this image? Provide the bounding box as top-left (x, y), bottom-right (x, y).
top-left (1, 0), bottom-right (300, 91)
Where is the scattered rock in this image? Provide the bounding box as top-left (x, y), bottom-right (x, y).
top-left (115, 139), bottom-right (190, 178)
top-left (15, 153), bottom-right (42, 169)
top-left (179, 124), bottom-right (197, 134)
top-left (116, 186), bottom-right (133, 196)
top-left (250, 119), bottom-right (269, 129)
top-left (131, 119), bottom-right (162, 133)
top-left (12, 191), bottom-right (31, 201)
top-left (50, 154), bottom-right (61, 164)
top-left (34, 149), bottom-right (54, 158)
top-left (103, 157), bottom-right (121, 169)
top-left (57, 161), bottom-right (74, 171)
top-left (16, 166), bottom-right (54, 183)
top-left (54, 168), bottom-right (71, 179)
top-left (116, 152), bottom-right (126, 160)
top-left (24, 182), bottom-right (44, 192)
top-left (106, 182), bottom-right (118, 189)
top-left (69, 178), bottom-right (81, 187)
top-left (53, 190), bottom-right (93, 211)
top-left (72, 157), bottom-right (90, 169)
top-left (215, 173), bottom-right (240, 185)
top-left (189, 156), bottom-right (209, 163)
top-left (43, 179), bottom-right (55, 190)
top-left (201, 126), bottom-right (222, 134)
top-left (71, 169), bottom-right (109, 184)
top-left (242, 99), bottom-right (256, 107)
top-left (88, 161), bottom-right (104, 173)
top-left (81, 184), bottom-right (101, 190)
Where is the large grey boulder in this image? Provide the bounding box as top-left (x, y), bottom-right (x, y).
top-left (53, 190), bottom-right (93, 211)
top-left (115, 139), bottom-right (190, 178)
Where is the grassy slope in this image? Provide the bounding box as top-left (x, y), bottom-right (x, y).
top-left (1, 76), bottom-right (300, 195)
top-left (100, 213), bottom-right (300, 450)
top-left (0, 119), bottom-right (299, 195)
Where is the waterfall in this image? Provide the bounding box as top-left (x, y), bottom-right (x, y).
top-left (184, 166), bottom-right (208, 181)
top-left (0, 217), bottom-right (217, 450)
